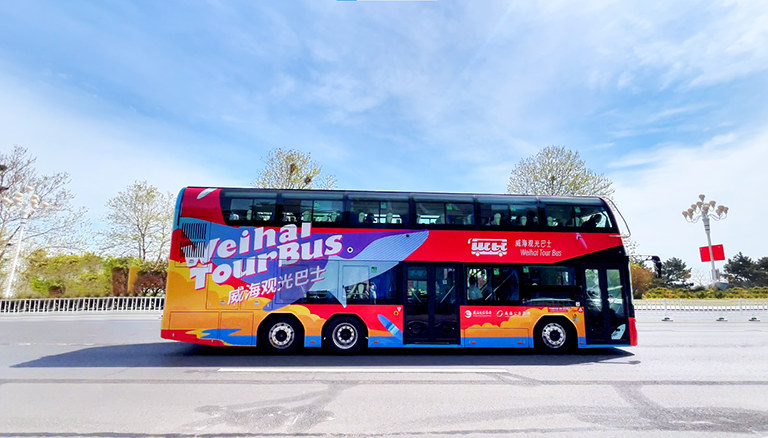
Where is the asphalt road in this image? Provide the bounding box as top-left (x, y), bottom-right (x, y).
top-left (1, 313), bottom-right (767, 437)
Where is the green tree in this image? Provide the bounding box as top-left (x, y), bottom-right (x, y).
top-left (252, 147), bottom-right (337, 189)
top-left (104, 181), bottom-right (175, 266)
top-left (758, 257), bottom-right (768, 286)
top-left (723, 252), bottom-right (768, 287)
top-left (660, 257), bottom-right (693, 289)
top-left (20, 250), bottom-right (110, 297)
top-left (507, 146), bottom-right (614, 197)
top-left (104, 256), bottom-right (167, 297)
top-left (630, 262), bottom-right (654, 299)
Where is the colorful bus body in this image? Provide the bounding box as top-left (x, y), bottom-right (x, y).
top-left (161, 187), bottom-right (637, 353)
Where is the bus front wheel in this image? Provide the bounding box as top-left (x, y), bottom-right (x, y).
top-left (325, 317), bottom-right (366, 354)
top-left (534, 319), bottom-right (575, 354)
top-left (260, 317), bottom-right (303, 354)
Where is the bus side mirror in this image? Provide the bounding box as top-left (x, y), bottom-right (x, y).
top-left (651, 256), bottom-right (662, 278)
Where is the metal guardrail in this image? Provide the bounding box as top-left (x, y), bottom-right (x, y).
top-left (635, 299), bottom-right (768, 311)
top-left (634, 299), bottom-right (767, 321)
top-left (0, 297), bottom-right (765, 319)
top-left (0, 297), bottom-right (165, 314)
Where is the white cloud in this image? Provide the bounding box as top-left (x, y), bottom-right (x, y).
top-left (607, 133), bottom-right (738, 170)
top-left (0, 71), bottom-right (241, 224)
top-left (623, 1), bottom-right (768, 90)
top-left (611, 128), bottom-right (768, 276)
top-left (644, 105), bottom-right (709, 124)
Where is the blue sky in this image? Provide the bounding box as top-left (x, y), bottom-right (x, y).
top-left (1, 0), bottom-right (767, 281)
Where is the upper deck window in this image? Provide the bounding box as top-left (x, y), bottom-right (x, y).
top-left (416, 202), bottom-right (446, 225)
top-left (414, 196), bottom-right (474, 226)
top-left (543, 199), bottom-right (614, 231)
top-left (348, 195), bottom-right (409, 226)
top-left (476, 196), bottom-right (538, 228)
top-left (281, 193), bottom-right (344, 224)
top-left (220, 191), bottom-right (277, 225)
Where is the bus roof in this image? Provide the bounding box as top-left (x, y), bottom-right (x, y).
top-left (185, 186), bottom-right (608, 202)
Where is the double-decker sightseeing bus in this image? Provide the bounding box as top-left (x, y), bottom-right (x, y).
top-left (161, 187), bottom-right (636, 354)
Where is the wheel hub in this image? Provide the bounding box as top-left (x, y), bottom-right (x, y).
top-left (333, 323), bottom-right (357, 349)
top-left (269, 322), bottom-right (295, 348)
top-left (542, 323), bottom-right (566, 349)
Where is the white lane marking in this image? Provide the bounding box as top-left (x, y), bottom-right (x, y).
top-left (218, 367), bottom-right (509, 374)
top-left (14, 342), bottom-right (98, 347)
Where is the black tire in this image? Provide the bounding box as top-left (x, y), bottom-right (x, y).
top-left (259, 316), bottom-right (303, 354)
top-left (324, 317), bottom-right (366, 354)
top-left (534, 319), bottom-right (575, 354)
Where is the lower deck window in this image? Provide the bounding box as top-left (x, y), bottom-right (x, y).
top-left (520, 265), bottom-right (578, 306)
top-left (466, 266), bottom-right (520, 305)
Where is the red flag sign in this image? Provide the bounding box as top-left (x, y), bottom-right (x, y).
top-left (700, 244), bottom-right (725, 262)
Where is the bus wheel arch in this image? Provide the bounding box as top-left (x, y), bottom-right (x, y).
top-left (533, 316), bottom-right (576, 354)
top-left (258, 314), bottom-right (304, 354)
top-left (323, 315), bottom-right (367, 354)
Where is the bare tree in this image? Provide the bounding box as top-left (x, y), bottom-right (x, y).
top-left (507, 146), bottom-right (614, 197)
top-left (103, 181), bottom-right (175, 265)
top-left (0, 146), bottom-right (87, 273)
top-left (622, 237), bottom-right (643, 262)
top-left (252, 148), bottom-right (337, 189)
top-left (689, 269), bottom-right (712, 289)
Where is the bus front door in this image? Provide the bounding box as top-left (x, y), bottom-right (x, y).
top-left (404, 264), bottom-right (460, 344)
top-left (582, 266), bottom-right (631, 345)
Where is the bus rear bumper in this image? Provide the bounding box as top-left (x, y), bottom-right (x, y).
top-left (629, 316), bottom-right (638, 346)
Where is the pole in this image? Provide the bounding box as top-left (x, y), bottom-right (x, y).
top-left (4, 214), bottom-right (28, 298)
top-left (702, 215), bottom-right (718, 284)
top-left (683, 195), bottom-right (728, 288)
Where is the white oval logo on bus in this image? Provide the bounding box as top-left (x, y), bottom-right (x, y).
top-left (468, 238), bottom-right (507, 257)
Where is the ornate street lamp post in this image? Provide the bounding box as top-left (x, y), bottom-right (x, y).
top-left (2, 186), bottom-right (49, 298)
top-left (682, 194), bottom-right (728, 285)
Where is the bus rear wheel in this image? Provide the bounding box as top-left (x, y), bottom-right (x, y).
top-left (534, 319), bottom-right (575, 354)
top-left (325, 317), bottom-right (365, 354)
top-left (260, 317), bottom-right (303, 354)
